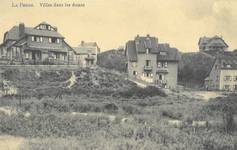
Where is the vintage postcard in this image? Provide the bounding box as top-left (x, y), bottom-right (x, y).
top-left (0, 0), bottom-right (236, 149)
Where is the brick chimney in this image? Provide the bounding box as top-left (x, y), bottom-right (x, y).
top-left (19, 23), bottom-right (25, 37)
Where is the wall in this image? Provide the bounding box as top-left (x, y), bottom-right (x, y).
top-left (220, 69), bottom-right (237, 91)
top-left (205, 59), bottom-right (220, 90)
top-left (164, 62), bottom-right (178, 89)
top-left (27, 36), bottom-right (63, 49)
top-left (128, 53), bottom-right (178, 89)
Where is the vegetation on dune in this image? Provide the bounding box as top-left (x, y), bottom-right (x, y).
top-left (97, 49), bottom-right (127, 72)
top-left (178, 52), bottom-right (215, 88)
top-left (0, 67), bottom-right (236, 149)
top-left (204, 94), bottom-right (237, 134)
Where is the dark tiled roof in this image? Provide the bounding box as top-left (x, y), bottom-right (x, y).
top-left (126, 40), bottom-right (137, 61)
top-left (25, 27), bottom-right (63, 38)
top-left (73, 42), bottom-right (99, 55)
top-left (157, 45), bottom-right (180, 61)
top-left (4, 25), bottom-right (64, 42)
top-left (5, 26), bottom-right (20, 41)
top-left (199, 36), bottom-right (228, 48)
top-left (73, 47), bottom-right (89, 54)
top-left (218, 54), bottom-right (237, 69)
top-left (126, 35), bottom-right (180, 62)
top-left (134, 36), bottom-right (159, 53)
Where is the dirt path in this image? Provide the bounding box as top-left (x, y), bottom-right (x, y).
top-left (0, 135), bottom-right (25, 150)
top-left (179, 90), bottom-right (226, 101)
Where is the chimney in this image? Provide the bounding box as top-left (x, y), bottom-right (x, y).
top-left (136, 34), bottom-right (139, 38)
top-left (19, 23), bottom-right (25, 37)
top-left (81, 41), bottom-right (85, 46)
top-left (147, 34), bottom-right (150, 37)
top-left (53, 26), bottom-right (58, 32)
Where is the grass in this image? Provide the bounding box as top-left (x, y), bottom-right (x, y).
top-left (0, 68), bottom-right (236, 149)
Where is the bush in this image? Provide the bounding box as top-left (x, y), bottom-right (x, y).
top-left (118, 86), bottom-right (167, 98)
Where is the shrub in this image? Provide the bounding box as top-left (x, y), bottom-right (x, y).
top-left (118, 86), bottom-right (167, 98)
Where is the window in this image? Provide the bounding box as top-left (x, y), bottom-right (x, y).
top-left (224, 85), bottom-right (230, 90)
top-left (146, 60), bottom-right (151, 66)
top-left (143, 72), bottom-right (152, 77)
top-left (159, 74), bottom-right (163, 80)
top-left (56, 53), bottom-right (60, 60)
top-left (146, 48), bottom-right (151, 54)
top-left (25, 52), bottom-right (29, 59)
top-left (224, 76), bottom-right (231, 81)
top-left (157, 62), bottom-right (168, 68)
top-left (164, 62), bottom-right (168, 68)
top-left (157, 62), bottom-right (161, 68)
top-left (159, 51), bottom-right (167, 56)
top-left (235, 85), bottom-right (237, 90)
top-left (234, 76), bottom-right (237, 81)
top-left (40, 25), bottom-right (46, 30)
top-left (49, 37), bottom-right (59, 44)
top-left (133, 71), bottom-right (137, 76)
top-left (132, 62), bottom-right (137, 67)
top-left (32, 36), bottom-right (42, 42)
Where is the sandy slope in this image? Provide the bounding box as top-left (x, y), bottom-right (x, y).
top-left (0, 135), bottom-right (25, 150)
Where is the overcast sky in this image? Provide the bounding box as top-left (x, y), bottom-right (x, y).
top-left (0, 0), bottom-right (237, 52)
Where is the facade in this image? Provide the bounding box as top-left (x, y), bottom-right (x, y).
top-left (0, 22), bottom-right (74, 65)
top-left (205, 54), bottom-right (237, 91)
top-left (73, 41), bottom-right (100, 67)
top-left (198, 36), bottom-right (228, 53)
top-left (125, 35), bottom-right (180, 89)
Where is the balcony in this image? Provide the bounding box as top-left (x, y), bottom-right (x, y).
top-left (85, 56), bottom-right (95, 61)
top-left (144, 65), bottom-right (153, 71)
top-left (156, 67), bottom-right (168, 73)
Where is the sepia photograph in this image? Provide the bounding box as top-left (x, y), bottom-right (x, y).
top-left (0, 0), bottom-right (236, 149)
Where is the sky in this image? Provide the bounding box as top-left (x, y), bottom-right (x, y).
top-left (0, 0), bottom-right (237, 52)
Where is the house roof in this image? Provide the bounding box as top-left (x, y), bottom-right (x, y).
top-left (218, 54), bottom-right (237, 69)
top-left (25, 46), bottom-right (68, 53)
top-left (126, 40), bottom-right (137, 61)
top-left (73, 41), bottom-right (99, 54)
top-left (4, 24), bottom-right (64, 42)
top-left (126, 35), bottom-right (180, 62)
top-left (199, 36), bottom-right (228, 48)
top-left (134, 36), bottom-right (159, 53)
top-left (79, 42), bottom-right (98, 47)
top-left (24, 27), bottom-right (63, 38)
top-left (157, 45), bottom-right (180, 61)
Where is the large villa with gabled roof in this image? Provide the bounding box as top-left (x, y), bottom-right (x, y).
top-left (0, 22), bottom-right (74, 65)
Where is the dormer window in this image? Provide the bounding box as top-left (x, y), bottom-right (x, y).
top-left (159, 51), bottom-right (167, 56)
top-left (40, 25), bottom-right (47, 30)
top-left (49, 37), bottom-right (60, 44)
top-left (32, 36), bottom-right (43, 42)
